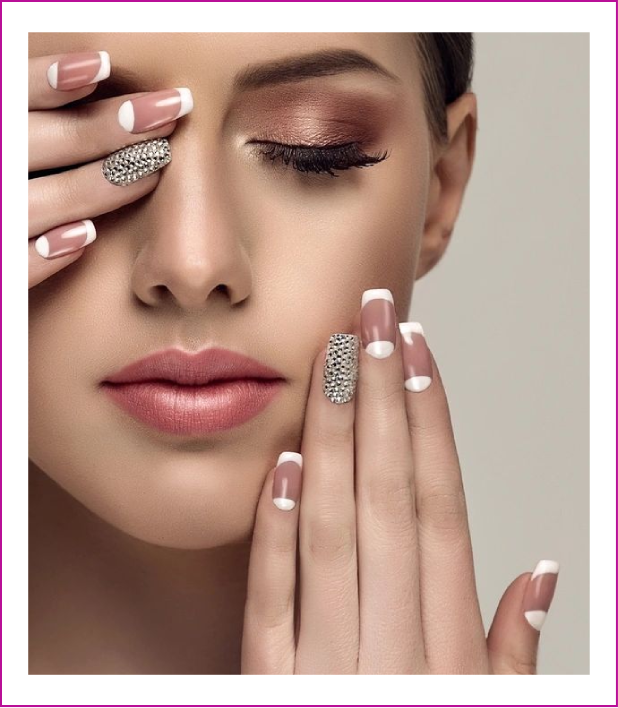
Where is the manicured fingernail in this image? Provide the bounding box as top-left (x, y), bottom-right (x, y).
top-left (361, 288), bottom-right (396, 359)
top-left (34, 219), bottom-right (96, 259)
top-left (272, 452), bottom-right (303, 511)
top-left (523, 559), bottom-right (559, 630)
top-left (47, 51), bottom-right (110, 91)
top-left (399, 322), bottom-right (432, 392)
top-left (118, 88), bottom-right (193, 133)
top-left (323, 334), bottom-right (359, 404)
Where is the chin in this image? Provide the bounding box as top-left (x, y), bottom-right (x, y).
top-left (29, 438), bottom-right (264, 550)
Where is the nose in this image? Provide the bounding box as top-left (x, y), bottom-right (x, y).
top-left (130, 128), bottom-right (253, 313)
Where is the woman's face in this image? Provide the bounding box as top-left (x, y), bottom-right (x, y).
top-left (29, 32), bottom-right (472, 548)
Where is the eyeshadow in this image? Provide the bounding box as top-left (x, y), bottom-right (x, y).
top-left (228, 83), bottom-right (401, 147)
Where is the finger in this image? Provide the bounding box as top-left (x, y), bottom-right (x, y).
top-left (487, 560), bottom-right (559, 674)
top-left (354, 289), bottom-right (425, 674)
top-left (29, 92), bottom-right (180, 172)
top-left (29, 51), bottom-right (110, 110)
top-left (242, 458), bottom-right (302, 674)
top-left (28, 236), bottom-right (86, 289)
top-left (28, 159), bottom-right (162, 239)
top-left (399, 323), bottom-right (487, 672)
top-left (296, 339), bottom-right (359, 674)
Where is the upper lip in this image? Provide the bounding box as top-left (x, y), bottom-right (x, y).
top-left (103, 347), bottom-right (286, 386)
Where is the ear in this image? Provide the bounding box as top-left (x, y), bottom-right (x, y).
top-left (416, 92), bottom-right (478, 280)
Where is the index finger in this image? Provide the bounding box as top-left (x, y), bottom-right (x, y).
top-left (29, 51), bottom-right (110, 110)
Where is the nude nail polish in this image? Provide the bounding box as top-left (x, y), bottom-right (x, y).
top-left (47, 51), bottom-right (110, 91)
top-left (523, 559), bottom-right (559, 630)
top-left (361, 288), bottom-right (397, 359)
top-left (399, 322), bottom-right (432, 392)
top-left (272, 452), bottom-right (303, 511)
top-left (34, 220), bottom-right (96, 259)
top-left (117, 88), bottom-right (194, 133)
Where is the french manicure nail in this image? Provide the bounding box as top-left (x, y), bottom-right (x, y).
top-left (399, 322), bottom-right (432, 392)
top-left (272, 452), bottom-right (303, 511)
top-left (323, 334), bottom-right (359, 404)
top-left (118, 88), bottom-right (194, 133)
top-left (361, 288), bottom-right (396, 359)
top-left (34, 219), bottom-right (96, 259)
top-left (523, 559), bottom-right (559, 630)
top-left (47, 51), bottom-right (110, 91)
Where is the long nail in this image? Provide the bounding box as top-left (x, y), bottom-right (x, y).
top-left (34, 219), bottom-right (96, 259)
top-left (523, 559), bottom-right (559, 630)
top-left (399, 322), bottom-right (432, 392)
top-left (101, 137), bottom-right (171, 187)
top-left (118, 88), bottom-right (193, 133)
top-left (272, 452), bottom-right (303, 511)
top-left (361, 288), bottom-right (396, 359)
top-left (323, 333), bottom-right (359, 404)
top-left (47, 51), bottom-right (110, 91)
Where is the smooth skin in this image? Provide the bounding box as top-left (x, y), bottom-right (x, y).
top-left (28, 35), bottom-right (552, 674)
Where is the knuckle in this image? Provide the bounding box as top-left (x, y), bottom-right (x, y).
top-left (314, 419), bottom-right (353, 453)
top-left (304, 516), bottom-right (356, 565)
top-left (509, 654), bottom-right (537, 675)
top-left (251, 526), bottom-right (297, 557)
top-left (418, 480), bottom-right (468, 533)
top-left (52, 170), bottom-right (81, 213)
top-left (364, 471), bottom-right (415, 531)
top-left (246, 589), bottom-right (294, 632)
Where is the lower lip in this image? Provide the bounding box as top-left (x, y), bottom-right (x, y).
top-left (100, 378), bottom-right (284, 436)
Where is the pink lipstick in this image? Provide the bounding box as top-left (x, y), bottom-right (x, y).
top-left (101, 347), bottom-right (285, 436)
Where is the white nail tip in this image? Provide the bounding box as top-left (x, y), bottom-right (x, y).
top-left (34, 236), bottom-right (50, 258)
top-left (361, 288), bottom-right (394, 308)
top-left (531, 559), bottom-right (560, 581)
top-left (83, 220), bottom-right (97, 246)
top-left (399, 321), bottom-right (425, 336)
top-left (117, 100), bottom-right (135, 132)
top-left (175, 87), bottom-right (194, 118)
top-left (524, 610), bottom-right (547, 631)
top-left (47, 62), bottom-right (58, 89)
top-left (404, 376), bottom-right (432, 392)
top-left (93, 50), bottom-right (111, 83)
top-left (273, 497), bottom-right (296, 511)
top-left (277, 451), bottom-right (303, 469)
top-left (366, 341), bottom-right (395, 359)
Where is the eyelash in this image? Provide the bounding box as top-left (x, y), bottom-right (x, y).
top-left (254, 141), bottom-right (390, 177)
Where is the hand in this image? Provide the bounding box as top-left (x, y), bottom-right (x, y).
top-left (28, 50), bottom-right (190, 288)
top-left (242, 289), bottom-right (559, 674)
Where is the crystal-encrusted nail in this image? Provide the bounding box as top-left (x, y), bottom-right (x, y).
top-left (323, 333), bottom-right (359, 404)
top-left (101, 137), bottom-right (171, 187)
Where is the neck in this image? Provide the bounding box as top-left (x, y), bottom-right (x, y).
top-left (28, 460), bottom-right (251, 674)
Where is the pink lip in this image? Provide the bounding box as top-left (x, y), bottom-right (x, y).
top-left (101, 347), bottom-right (286, 436)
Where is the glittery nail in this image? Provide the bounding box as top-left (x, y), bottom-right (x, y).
top-left (323, 333), bottom-right (359, 404)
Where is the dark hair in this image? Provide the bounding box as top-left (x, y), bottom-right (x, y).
top-left (414, 33), bottom-right (475, 146)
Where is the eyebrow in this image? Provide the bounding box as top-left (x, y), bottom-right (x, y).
top-left (232, 48), bottom-right (400, 91)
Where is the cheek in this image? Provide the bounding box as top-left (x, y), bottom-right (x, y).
top-left (237, 139), bottom-right (428, 342)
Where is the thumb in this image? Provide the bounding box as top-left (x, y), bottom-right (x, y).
top-left (487, 560), bottom-right (559, 674)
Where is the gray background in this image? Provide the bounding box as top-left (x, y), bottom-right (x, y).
top-left (411, 33), bottom-right (590, 674)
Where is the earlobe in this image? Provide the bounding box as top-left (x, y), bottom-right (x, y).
top-left (416, 92), bottom-right (478, 281)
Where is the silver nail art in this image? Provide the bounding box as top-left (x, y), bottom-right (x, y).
top-left (323, 333), bottom-right (359, 404)
top-left (101, 137), bottom-right (171, 186)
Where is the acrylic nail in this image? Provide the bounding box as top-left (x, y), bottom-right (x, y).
top-left (47, 51), bottom-right (110, 91)
top-left (34, 219), bottom-right (96, 259)
top-left (523, 559), bottom-right (559, 630)
top-left (361, 288), bottom-right (397, 359)
top-left (399, 322), bottom-right (432, 392)
top-left (272, 452), bottom-right (303, 511)
top-left (323, 333), bottom-right (359, 404)
top-left (117, 88), bottom-right (194, 133)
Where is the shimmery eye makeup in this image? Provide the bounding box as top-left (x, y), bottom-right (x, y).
top-left (253, 140), bottom-right (390, 177)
